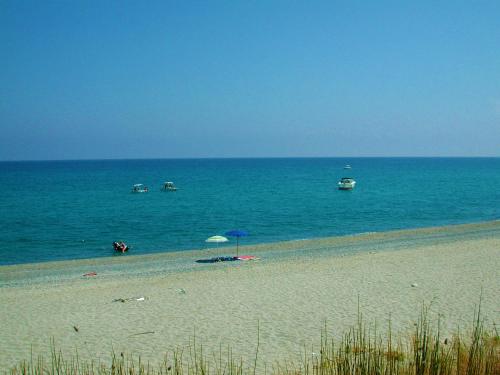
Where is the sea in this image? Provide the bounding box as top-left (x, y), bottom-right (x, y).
top-left (1, 157), bottom-right (499, 266)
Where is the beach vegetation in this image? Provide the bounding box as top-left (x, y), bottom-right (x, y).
top-left (6, 304), bottom-right (499, 375)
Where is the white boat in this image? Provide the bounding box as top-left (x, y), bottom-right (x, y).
top-left (131, 184), bottom-right (148, 193)
top-left (344, 164), bottom-right (352, 169)
top-left (161, 181), bottom-right (178, 191)
top-left (338, 177), bottom-right (356, 190)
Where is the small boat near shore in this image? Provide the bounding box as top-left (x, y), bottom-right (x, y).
top-left (161, 181), bottom-right (178, 191)
top-left (338, 177), bottom-right (356, 190)
top-left (131, 184), bottom-right (148, 193)
top-left (113, 241), bottom-right (129, 253)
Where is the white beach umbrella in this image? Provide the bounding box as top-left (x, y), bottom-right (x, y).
top-left (205, 235), bottom-right (228, 244)
top-left (205, 235), bottom-right (229, 251)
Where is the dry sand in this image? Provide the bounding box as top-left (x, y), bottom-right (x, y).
top-left (0, 222), bottom-right (499, 370)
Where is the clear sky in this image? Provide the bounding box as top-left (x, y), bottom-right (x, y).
top-left (1, 1), bottom-right (499, 160)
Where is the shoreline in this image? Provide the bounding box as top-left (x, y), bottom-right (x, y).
top-left (1, 219), bottom-right (499, 271)
top-left (1, 220), bottom-right (500, 289)
top-left (0, 220), bottom-right (499, 369)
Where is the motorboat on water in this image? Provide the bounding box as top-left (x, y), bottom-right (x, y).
top-left (344, 164), bottom-right (352, 169)
top-left (131, 184), bottom-right (148, 193)
top-left (338, 177), bottom-right (356, 190)
top-left (161, 181), bottom-right (178, 191)
top-left (113, 241), bottom-right (129, 253)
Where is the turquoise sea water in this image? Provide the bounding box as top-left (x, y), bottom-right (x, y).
top-left (0, 157), bottom-right (499, 265)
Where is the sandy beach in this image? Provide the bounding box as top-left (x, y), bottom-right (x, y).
top-left (0, 222), bottom-right (499, 370)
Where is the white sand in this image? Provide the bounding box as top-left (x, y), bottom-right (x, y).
top-left (0, 223), bottom-right (499, 370)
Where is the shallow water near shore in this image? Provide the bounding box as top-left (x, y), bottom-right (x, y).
top-left (1, 157), bottom-right (500, 265)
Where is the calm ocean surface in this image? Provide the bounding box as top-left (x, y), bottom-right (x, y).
top-left (0, 157), bottom-right (499, 265)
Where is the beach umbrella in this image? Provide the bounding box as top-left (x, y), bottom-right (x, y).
top-left (224, 230), bottom-right (248, 257)
top-left (205, 235), bottom-right (229, 250)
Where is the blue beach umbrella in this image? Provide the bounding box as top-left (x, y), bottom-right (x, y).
top-left (224, 230), bottom-right (248, 257)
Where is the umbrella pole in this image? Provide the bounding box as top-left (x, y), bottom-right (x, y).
top-left (236, 237), bottom-right (239, 258)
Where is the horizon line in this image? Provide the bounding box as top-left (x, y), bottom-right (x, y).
top-left (1, 155), bottom-right (500, 163)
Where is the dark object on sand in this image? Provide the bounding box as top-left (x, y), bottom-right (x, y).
top-left (196, 255), bottom-right (259, 263)
top-left (73, 326), bottom-right (79, 332)
top-left (196, 256), bottom-right (238, 263)
top-left (113, 241), bottom-right (129, 253)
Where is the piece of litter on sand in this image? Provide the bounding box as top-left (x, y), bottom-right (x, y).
top-left (177, 288), bottom-right (186, 294)
top-left (129, 331), bottom-right (155, 337)
top-left (73, 325), bottom-right (79, 332)
top-left (83, 272), bottom-right (97, 277)
top-left (411, 283), bottom-right (418, 287)
top-left (113, 296), bottom-right (147, 303)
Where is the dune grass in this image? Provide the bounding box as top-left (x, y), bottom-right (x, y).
top-left (7, 303), bottom-right (499, 375)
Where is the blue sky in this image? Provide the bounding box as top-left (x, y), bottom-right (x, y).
top-left (1, 1), bottom-right (499, 160)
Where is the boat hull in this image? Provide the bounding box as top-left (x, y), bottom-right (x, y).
top-left (338, 179), bottom-right (356, 190)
